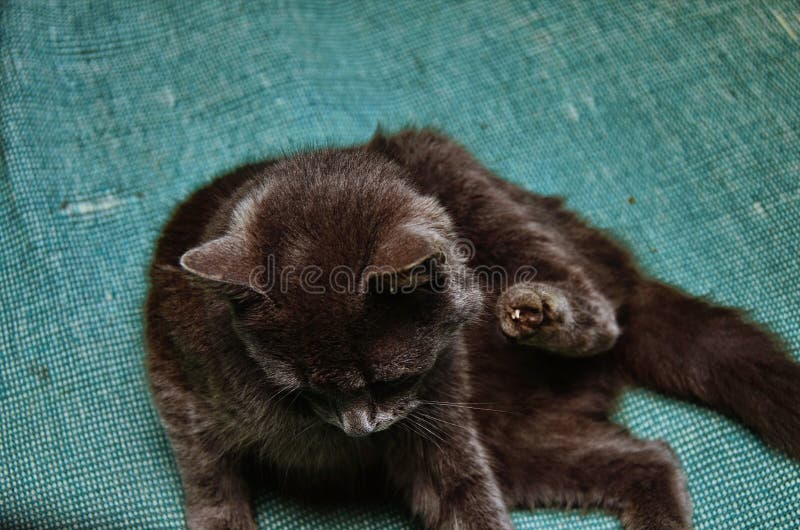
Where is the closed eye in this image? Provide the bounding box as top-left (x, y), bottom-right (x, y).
top-left (370, 375), bottom-right (419, 398)
top-left (366, 255), bottom-right (448, 297)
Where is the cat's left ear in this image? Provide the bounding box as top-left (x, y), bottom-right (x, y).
top-left (179, 235), bottom-right (256, 289)
top-left (361, 227), bottom-right (446, 292)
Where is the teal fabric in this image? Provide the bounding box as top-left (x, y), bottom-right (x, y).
top-left (2, 1), bottom-right (799, 528)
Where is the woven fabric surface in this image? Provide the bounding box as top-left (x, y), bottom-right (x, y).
top-left (2, 1), bottom-right (799, 528)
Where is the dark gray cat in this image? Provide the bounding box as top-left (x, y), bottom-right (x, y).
top-left (145, 129), bottom-right (800, 530)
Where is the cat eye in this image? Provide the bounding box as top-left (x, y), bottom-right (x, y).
top-left (370, 375), bottom-right (419, 398)
top-left (368, 259), bottom-right (448, 296)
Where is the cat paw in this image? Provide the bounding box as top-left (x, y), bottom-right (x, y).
top-left (496, 282), bottom-right (572, 342)
top-left (186, 504), bottom-right (257, 530)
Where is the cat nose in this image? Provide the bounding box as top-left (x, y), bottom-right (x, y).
top-left (339, 408), bottom-right (375, 437)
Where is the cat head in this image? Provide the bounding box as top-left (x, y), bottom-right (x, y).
top-left (180, 149), bottom-right (482, 436)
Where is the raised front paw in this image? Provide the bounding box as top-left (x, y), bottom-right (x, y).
top-left (496, 282), bottom-right (572, 342)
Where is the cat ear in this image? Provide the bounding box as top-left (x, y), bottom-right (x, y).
top-left (377, 229), bottom-right (445, 271)
top-left (361, 227), bottom-right (446, 292)
top-left (179, 235), bottom-right (255, 288)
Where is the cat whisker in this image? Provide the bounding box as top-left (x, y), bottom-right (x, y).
top-left (286, 389), bottom-right (303, 409)
top-left (422, 399), bottom-right (503, 406)
top-left (410, 415), bottom-right (445, 441)
top-left (419, 400), bottom-right (515, 415)
top-left (414, 409), bottom-right (467, 432)
top-left (397, 422), bottom-right (426, 447)
top-left (264, 385), bottom-right (295, 408)
top-left (413, 409), bottom-right (489, 444)
top-left (400, 421), bottom-right (431, 448)
top-left (290, 420), bottom-right (321, 443)
top-left (410, 413), bottom-right (447, 441)
top-left (402, 416), bottom-right (444, 452)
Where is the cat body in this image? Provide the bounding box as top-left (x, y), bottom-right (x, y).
top-left (146, 130), bottom-right (800, 530)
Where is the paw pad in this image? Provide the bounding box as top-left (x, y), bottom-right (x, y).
top-left (497, 290), bottom-right (547, 340)
top-left (509, 305), bottom-right (543, 333)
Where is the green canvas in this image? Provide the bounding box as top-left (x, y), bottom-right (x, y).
top-left (2, 1), bottom-right (799, 528)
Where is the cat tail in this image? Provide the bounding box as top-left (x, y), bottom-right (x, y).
top-left (615, 279), bottom-right (800, 458)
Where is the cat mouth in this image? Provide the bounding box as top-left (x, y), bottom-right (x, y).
top-left (316, 409), bottom-right (407, 437)
top-left (337, 414), bottom-right (398, 437)
top-left (306, 396), bottom-right (418, 437)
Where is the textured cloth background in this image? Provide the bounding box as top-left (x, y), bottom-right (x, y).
top-left (1, 1), bottom-right (799, 528)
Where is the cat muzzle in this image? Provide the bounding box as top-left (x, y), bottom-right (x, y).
top-left (339, 408), bottom-right (377, 437)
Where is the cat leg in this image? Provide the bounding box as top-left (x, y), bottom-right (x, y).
top-left (616, 279), bottom-right (800, 459)
top-left (386, 405), bottom-right (514, 530)
top-left (148, 352), bottom-right (256, 530)
top-left (496, 278), bottom-right (620, 356)
top-left (371, 129), bottom-right (622, 356)
top-left (498, 421), bottom-right (691, 530)
top-left (179, 450), bottom-right (255, 530)
top-left (490, 212), bottom-right (621, 358)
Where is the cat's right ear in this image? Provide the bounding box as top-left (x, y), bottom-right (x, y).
top-left (179, 235), bottom-right (255, 289)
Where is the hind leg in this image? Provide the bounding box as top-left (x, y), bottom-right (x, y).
top-left (496, 279), bottom-right (620, 356)
top-left (495, 420), bottom-right (691, 530)
top-left (372, 129), bottom-right (622, 357)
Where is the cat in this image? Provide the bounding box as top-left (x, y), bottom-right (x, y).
top-left (145, 129), bottom-right (800, 530)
